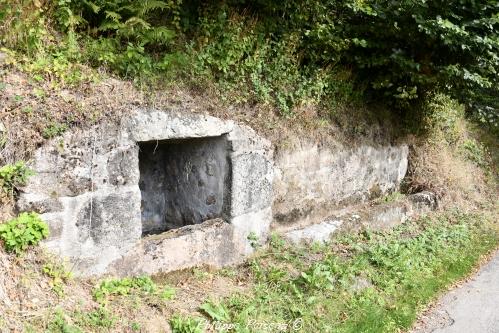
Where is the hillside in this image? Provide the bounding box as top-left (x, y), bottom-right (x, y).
top-left (0, 1), bottom-right (498, 332)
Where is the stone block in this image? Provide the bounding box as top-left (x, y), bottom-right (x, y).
top-left (107, 146), bottom-right (140, 186)
top-left (109, 219), bottom-right (240, 276)
top-left (74, 190), bottom-right (141, 247)
top-left (231, 208), bottom-right (272, 254)
top-left (17, 194), bottom-right (63, 214)
top-left (230, 153), bottom-right (273, 217)
top-left (285, 219), bottom-right (343, 245)
top-left (39, 213), bottom-right (65, 241)
top-left (409, 191), bottom-right (438, 211)
top-left (127, 111), bottom-right (234, 142)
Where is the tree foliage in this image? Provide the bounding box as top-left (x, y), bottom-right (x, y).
top-left (215, 0), bottom-right (498, 122)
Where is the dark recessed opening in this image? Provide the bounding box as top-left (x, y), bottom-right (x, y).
top-left (138, 136), bottom-right (231, 236)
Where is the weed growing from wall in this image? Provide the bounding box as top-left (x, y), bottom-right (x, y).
top-left (0, 161), bottom-right (33, 197)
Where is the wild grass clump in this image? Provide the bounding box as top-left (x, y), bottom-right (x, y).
top-left (403, 93), bottom-right (496, 208)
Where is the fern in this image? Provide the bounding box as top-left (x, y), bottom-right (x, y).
top-left (124, 0), bottom-right (172, 16)
top-left (104, 10), bottom-right (122, 23)
top-left (124, 17), bottom-right (151, 30)
top-left (141, 27), bottom-right (175, 45)
top-left (97, 21), bottom-right (123, 32)
top-left (50, 0), bottom-right (182, 79)
top-left (82, 0), bottom-right (101, 14)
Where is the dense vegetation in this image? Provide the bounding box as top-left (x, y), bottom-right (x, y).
top-left (0, 0), bottom-right (497, 126)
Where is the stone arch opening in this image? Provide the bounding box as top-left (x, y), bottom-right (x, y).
top-left (138, 136), bottom-right (231, 236)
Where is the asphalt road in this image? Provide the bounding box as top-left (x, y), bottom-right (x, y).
top-left (411, 250), bottom-right (499, 333)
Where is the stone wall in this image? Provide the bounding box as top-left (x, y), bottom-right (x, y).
top-left (284, 191), bottom-right (438, 245)
top-left (273, 142), bottom-right (409, 230)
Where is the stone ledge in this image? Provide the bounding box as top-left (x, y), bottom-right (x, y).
top-left (284, 192), bottom-right (437, 245)
top-left (108, 218), bottom-right (240, 276)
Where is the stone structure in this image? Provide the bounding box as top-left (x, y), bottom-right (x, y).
top-left (18, 109), bottom-right (420, 277)
top-left (18, 110), bottom-right (273, 276)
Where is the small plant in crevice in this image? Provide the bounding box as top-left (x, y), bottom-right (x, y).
top-left (0, 212), bottom-right (49, 254)
top-left (247, 231), bottom-right (259, 248)
top-left (0, 161), bottom-right (34, 197)
top-left (42, 122), bottom-right (68, 139)
top-left (43, 262), bottom-right (73, 296)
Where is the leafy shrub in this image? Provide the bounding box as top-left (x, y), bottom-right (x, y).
top-left (461, 139), bottom-right (491, 169)
top-left (189, 11), bottom-right (342, 115)
top-left (190, 0), bottom-right (498, 117)
top-left (471, 91), bottom-right (499, 131)
top-left (0, 0), bottom-right (49, 56)
top-left (0, 161), bottom-right (33, 196)
top-left (169, 315), bottom-right (204, 333)
top-left (416, 93), bottom-right (465, 141)
top-left (0, 212), bottom-right (49, 254)
top-left (23, 42), bottom-right (88, 85)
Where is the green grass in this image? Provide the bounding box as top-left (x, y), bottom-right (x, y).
top-left (197, 210), bottom-right (498, 333)
top-left (23, 210), bottom-right (498, 333)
